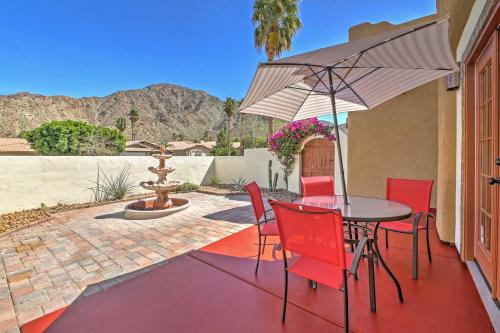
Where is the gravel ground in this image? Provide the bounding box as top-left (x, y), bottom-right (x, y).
top-left (0, 193), bottom-right (157, 235)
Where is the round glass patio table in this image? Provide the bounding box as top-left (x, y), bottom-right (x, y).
top-left (293, 195), bottom-right (412, 312)
top-left (294, 195), bottom-right (412, 222)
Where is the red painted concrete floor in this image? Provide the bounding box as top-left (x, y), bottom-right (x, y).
top-left (22, 225), bottom-right (493, 333)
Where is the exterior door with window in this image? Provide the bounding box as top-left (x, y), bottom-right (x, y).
top-left (474, 31), bottom-right (499, 290)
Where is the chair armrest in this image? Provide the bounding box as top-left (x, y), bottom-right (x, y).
top-left (257, 217), bottom-right (275, 225)
top-left (349, 237), bottom-right (368, 276)
top-left (423, 212), bottom-right (435, 219)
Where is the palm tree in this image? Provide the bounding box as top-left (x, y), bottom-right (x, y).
top-left (116, 117), bottom-right (127, 134)
top-left (253, 0), bottom-right (302, 136)
top-left (128, 108), bottom-right (139, 140)
top-left (223, 97), bottom-right (236, 156)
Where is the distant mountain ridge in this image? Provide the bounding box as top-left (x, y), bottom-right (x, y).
top-left (0, 83), bottom-right (268, 143)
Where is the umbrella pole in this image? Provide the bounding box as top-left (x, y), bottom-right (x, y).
top-left (328, 68), bottom-right (349, 205)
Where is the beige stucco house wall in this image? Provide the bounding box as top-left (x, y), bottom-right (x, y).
top-left (347, 15), bottom-right (439, 205)
top-left (347, 0), bottom-right (473, 243)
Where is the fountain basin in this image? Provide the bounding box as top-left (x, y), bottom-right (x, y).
top-left (124, 197), bottom-right (191, 220)
top-left (139, 180), bottom-right (181, 192)
top-left (148, 167), bottom-right (175, 175)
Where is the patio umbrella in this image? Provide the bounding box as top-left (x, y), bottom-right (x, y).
top-left (239, 18), bottom-right (459, 204)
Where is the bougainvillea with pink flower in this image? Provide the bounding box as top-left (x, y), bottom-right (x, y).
top-left (268, 117), bottom-right (335, 189)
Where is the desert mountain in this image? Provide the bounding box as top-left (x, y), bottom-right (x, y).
top-left (0, 83), bottom-right (270, 144)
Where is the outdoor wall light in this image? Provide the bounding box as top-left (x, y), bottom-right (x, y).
top-left (446, 71), bottom-right (460, 91)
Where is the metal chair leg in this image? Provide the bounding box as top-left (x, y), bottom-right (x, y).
top-left (282, 268), bottom-right (288, 323)
top-left (255, 235), bottom-right (261, 275)
top-left (347, 221), bottom-right (354, 252)
top-left (343, 270), bottom-right (349, 333)
top-left (367, 239), bottom-right (376, 312)
top-left (261, 236), bottom-right (267, 254)
top-left (385, 229), bottom-right (389, 248)
top-left (412, 229), bottom-right (419, 280)
top-left (426, 219), bottom-right (432, 262)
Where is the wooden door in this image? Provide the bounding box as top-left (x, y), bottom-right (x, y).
top-left (474, 32), bottom-right (499, 289)
top-left (301, 138), bottom-right (334, 177)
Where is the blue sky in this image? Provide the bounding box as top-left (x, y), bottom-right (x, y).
top-left (0, 0), bottom-right (436, 106)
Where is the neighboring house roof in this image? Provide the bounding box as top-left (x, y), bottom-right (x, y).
top-left (168, 141), bottom-right (240, 151)
top-left (124, 140), bottom-right (162, 153)
top-left (0, 138), bottom-right (36, 153)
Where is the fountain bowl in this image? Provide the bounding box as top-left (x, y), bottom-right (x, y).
top-left (124, 197), bottom-right (191, 220)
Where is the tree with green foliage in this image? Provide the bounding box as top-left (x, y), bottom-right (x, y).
top-left (242, 135), bottom-right (268, 149)
top-left (223, 97), bottom-right (237, 156)
top-left (129, 108), bottom-right (139, 140)
top-left (23, 120), bottom-right (126, 155)
top-left (116, 117), bottom-right (127, 134)
top-left (253, 0), bottom-right (302, 136)
top-left (210, 127), bottom-right (237, 156)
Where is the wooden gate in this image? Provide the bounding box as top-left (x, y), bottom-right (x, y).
top-left (301, 138), bottom-right (335, 177)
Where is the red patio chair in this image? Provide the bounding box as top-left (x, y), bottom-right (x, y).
top-left (244, 181), bottom-right (279, 274)
top-left (301, 176), bottom-right (335, 197)
top-left (269, 199), bottom-right (367, 333)
top-left (379, 178), bottom-right (434, 279)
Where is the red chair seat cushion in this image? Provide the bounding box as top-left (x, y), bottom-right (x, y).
top-left (288, 253), bottom-right (353, 290)
top-left (379, 220), bottom-right (425, 233)
top-left (261, 222), bottom-right (279, 236)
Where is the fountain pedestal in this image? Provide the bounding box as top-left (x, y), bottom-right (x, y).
top-left (124, 148), bottom-right (191, 219)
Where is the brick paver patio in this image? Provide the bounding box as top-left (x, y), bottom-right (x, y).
top-left (0, 192), bottom-right (254, 332)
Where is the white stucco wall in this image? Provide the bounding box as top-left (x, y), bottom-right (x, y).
top-left (0, 156), bottom-right (214, 213)
top-left (0, 140), bottom-right (348, 213)
top-left (214, 149), bottom-right (301, 194)
top-left (454, 0), bottom-right (489, 253)
top-left (335, 129), bottom-right (349, 196)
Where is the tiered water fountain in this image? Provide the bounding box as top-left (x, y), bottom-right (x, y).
top-left (124, 147), bottom-right (191, 219)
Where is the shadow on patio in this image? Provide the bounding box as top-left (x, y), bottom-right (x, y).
top-left (21, 222), bottom-right (493, 333)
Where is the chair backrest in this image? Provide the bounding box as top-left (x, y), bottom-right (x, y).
top-left (386, 178), bottom-right (434, 214)
top-left (301, 176), bottom-right (335, 197)
top-left (269, 199), bottom-right (346, 269)
top-left (245, 181), bottom-right (266, 223)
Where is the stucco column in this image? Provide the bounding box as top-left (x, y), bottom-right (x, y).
top-left (436, 77), bottom-right (457, 243)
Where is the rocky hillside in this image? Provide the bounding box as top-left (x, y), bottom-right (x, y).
top-left (0, 84), bottom-right (270, 144)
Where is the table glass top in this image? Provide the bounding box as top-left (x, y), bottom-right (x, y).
top-left (293, 195), bottom-right (412, 222)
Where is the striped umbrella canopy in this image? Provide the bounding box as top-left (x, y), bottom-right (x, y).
top-left (239, 18), bottom-right (458, 203)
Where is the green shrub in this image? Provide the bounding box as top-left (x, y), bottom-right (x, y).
top-left (175, 182), bottom-right (199, 192)
top-left (211, 176), bottom-right (221, 185)
top-left (23, 120), bottom-right (126, 155)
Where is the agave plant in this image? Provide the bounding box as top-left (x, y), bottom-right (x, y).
top-left (86, 163), bottom-right (136, 201)
top-left (231, 178), bottom-right (248, 192)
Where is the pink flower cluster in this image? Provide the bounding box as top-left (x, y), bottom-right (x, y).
top-left (268, 117), bottom-right (335, 152)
